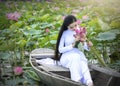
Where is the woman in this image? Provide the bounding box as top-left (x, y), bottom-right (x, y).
top-left (54, 15), bottom-right (94, 86)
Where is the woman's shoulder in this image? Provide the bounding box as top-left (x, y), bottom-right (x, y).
top-left (62, 30), bottom-right (69, 36)
top-left (63, 29), bottom-right (73, 34)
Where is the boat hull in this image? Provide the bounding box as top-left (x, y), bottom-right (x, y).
top-left (29, 48), bottom-right (120, 86)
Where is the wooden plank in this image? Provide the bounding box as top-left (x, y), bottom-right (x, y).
top-left (30, 48), bottom-right (54, 54)
top-left (30, 48), bottom-right (54, 59)
top-left (31, 55), bottom-right (54, 59)
top-left (39, 64), bottom-right (69, 72)
top-left (30, 53), bottom-right (54, 56)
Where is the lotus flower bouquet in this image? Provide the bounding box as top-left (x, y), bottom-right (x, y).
top-left (73, 26), bottom-right (107, 67)
top-left (73, 26), bottom-right (93, 52)
top-left (74, 27), bottom-right (87, 42)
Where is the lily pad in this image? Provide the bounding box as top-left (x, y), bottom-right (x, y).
top-left (108, 29), bottom-right (120, 35)
top-left (95, 31), bottom-right (116, 41)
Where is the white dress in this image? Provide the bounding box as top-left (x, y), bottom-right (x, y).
top-left (59, 29), bottom-right (93, 85)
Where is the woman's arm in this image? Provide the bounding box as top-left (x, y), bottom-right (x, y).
top-left (59, 34), bottom-right (73, 53)
top-left (84, 41), bottom-right (93, 51)
top-left (84, 42), bottom-right (90, 51)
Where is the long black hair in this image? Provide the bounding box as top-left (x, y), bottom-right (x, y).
top-left (54, 15), bottom-right (77, 60)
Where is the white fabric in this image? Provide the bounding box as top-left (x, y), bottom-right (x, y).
top-left (36, 58), bottom-right (61, 65)
top-left (59, 29), bottom-right (93, 85)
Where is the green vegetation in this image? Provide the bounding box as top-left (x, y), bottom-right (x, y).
top-left (0, 0), bottom-right (120, 85)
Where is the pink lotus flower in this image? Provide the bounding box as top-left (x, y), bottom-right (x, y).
top-left (74, 27), bottom-right (87, 42)
top-left (6, 11), bottom-right (21, 21)
top-left (77, 20), bottom-right (81, 25)
top-left (14, 66), bottom-right (23, 75)
top-left (82, 15), bottom-right (89, 20)
top-left (45, 28), bottom-right (50, 33)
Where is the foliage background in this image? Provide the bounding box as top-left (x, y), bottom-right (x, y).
top-left (0, 0), bottom-right (120, 85)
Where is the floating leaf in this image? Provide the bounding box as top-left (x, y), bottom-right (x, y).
top-left (0, 52), bottom-right (11, 59)
top-left (25, 70), bottom-right (40, 81)
top-left (50, 40), bottom-right (56, 44)
top-left (95, 31), bottom-right (116, 41)
top-left (108, 29), bottom-right (120, 35)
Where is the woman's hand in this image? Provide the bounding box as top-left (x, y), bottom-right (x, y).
top-left (72, 35), bottom-right (80, 47)
top-left (72, 42), bottom-right (76, 47)
top-left (80, 37), bottom-right (87, 42)
top-left (87, 41), bottom-right (93, 47)
top-left (74, 35), bottom-right (80, 42)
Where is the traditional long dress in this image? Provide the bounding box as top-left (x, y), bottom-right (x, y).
top-left (59, 29), bottom-right (93, 85)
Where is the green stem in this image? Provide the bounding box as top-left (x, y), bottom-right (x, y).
top-left (87, 39), bottom-right (107, 67)
top-left (91, 46), bottom-right (107, 67)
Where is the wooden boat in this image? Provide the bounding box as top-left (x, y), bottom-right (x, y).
top-left (29, 48), bottom-right (120, 86)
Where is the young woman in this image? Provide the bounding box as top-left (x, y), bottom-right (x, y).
top-left (54, 15), bottom-right (94, 86)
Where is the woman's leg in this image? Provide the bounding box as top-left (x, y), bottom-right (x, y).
top-left (80, 61), bottom-right (94, 86)
top-left (69, 57), bottom-right (93, 86)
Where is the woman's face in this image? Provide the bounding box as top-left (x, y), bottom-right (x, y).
top-left (68, 22), bottom-right (78, 31)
